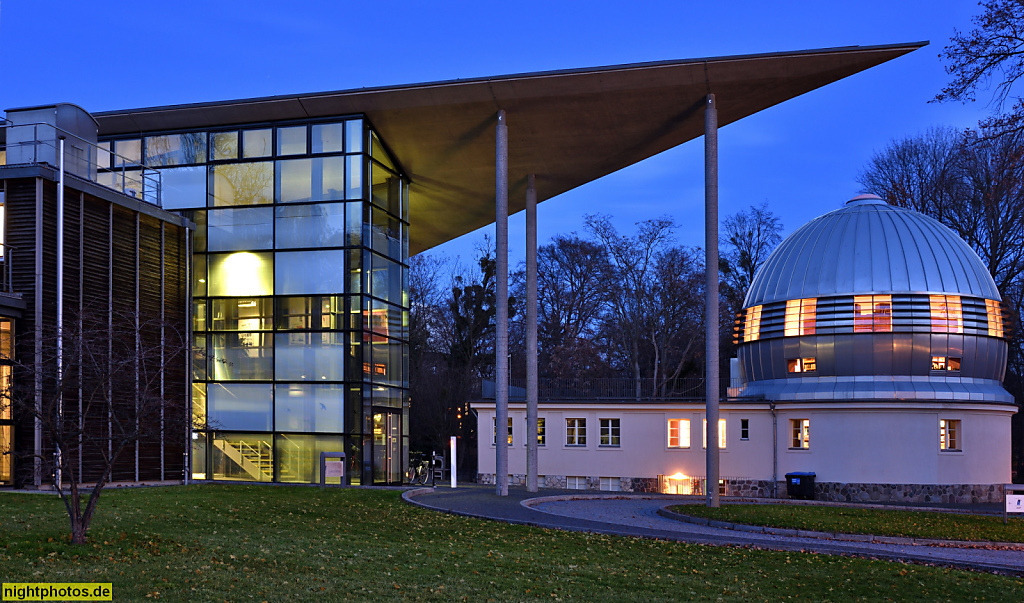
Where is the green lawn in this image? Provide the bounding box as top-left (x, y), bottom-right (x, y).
top-left (673, 503), bottom-right (1024, 543)
top-left (0, 486), bottom-right (1020, 602)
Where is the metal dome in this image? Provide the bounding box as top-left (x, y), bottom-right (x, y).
top-left (743, 195), bottom-right (1001, 308)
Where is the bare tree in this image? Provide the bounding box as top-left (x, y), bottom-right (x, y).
top-left (651, 245), bottom-right (706, 396)
top-left (586, 214), bottom-right (677, 396)
top-left (536, 234), bottom-right (612, 379)
top-left (857, 128), bottom-right (966, 222)
top-left (937, 0), bottom-right (1024, 132)
top-left (720, 202), bottom-right (783, 309)
top-left (7, 309), bottom-right (189, 544)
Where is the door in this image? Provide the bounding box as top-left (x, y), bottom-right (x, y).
top-left (372, 411), bottom-right (402, 484)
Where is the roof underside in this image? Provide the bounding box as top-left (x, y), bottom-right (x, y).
top-left (93, 43), bottom-right (924, 254)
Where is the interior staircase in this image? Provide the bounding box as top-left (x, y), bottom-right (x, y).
top-left (213, 436), bottom-right (309, 482)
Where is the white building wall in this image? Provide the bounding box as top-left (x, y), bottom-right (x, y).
top-left (473, 401), bottom-right (1014, 486)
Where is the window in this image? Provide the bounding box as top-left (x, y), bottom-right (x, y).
top-left (566, 476), bottom-right (586, 490)
top-left (492, 417), bottom-right (512, 446)
top-left (599, 477), bottom-right (621, 492)
top-left (524, 417), bottom-right (546, 446)
top-left (667, 419), bottom-right (691, 448)
top-left (740, 419), bottom-right (749, 440)
top-left (600, 419), bottom-right (620, 447)
top-left (277, 126), bottom-right (307, 155)
top-left (566, 418), bottom-right (587, 446)
top-left (702, 419), bottom-right (727, 449)
top-left (931, 357), bottom-right (961, 372)
top-left (790, 419), bottom-right (810, 449)
top-left (940, 419), bottom-right (961, 451)
top-left (787, 358), bottom-right (816, 373)
top-left (743, 305), bottom-right (762, 342)
top-left (784, 298), bottom-right (817, 336)
top-left (930, 295), bottom-right (964, 333)
top-left (853, 295), bottom-right (892, 332)
top-left (986, 299), bottom-right (1005, 338)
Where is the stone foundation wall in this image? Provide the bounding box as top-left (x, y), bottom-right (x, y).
top-left (727, 479), bottom-right (778, 498)
top-left (813, 482), bottom-right (1005, 504)
top-left (477, 473), bottom-right (1006, 502)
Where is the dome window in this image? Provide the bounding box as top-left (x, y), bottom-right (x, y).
top-left (742, 305), bottom-right (762, 342)
top-left (986, 299), bottom-right (1005, 338)
top-left (930, 295), bottom-right (963, 333)
top-left (853, 295), bottom-right (892, 332)
top-left (784, 298), bottom-right (817, 336)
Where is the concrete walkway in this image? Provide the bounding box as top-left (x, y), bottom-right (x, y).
top-left (403, 484), bottom-right (1024, 576)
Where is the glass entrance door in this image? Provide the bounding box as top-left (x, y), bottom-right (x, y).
top-left (372, 411), bottom-right (401, 485)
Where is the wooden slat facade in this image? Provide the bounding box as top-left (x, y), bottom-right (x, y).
top-left (2, 172), bottom-right (190, 488)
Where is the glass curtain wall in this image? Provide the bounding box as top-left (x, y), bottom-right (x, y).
top-left (103, 118), bottom-right (409, 485)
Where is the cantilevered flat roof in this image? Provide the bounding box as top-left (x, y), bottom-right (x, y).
top-left (94, 42), bottom-right (924, 254)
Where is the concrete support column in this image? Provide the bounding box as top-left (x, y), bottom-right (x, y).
top-left (495, 109), bottom-right (509, 496)
top-left (526, 174), bottom-right (538, 493)
top-left (704, 94), bottom-right (720, 508)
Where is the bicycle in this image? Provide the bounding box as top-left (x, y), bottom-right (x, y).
top-left (406, 452), bottom-right (430, 485)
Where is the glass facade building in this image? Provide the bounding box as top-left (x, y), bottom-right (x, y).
top-left (101, 117), bottom-right (410, 485)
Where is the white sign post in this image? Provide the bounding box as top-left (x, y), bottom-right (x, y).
top-left (450, 436), bottom-right (457, 489)
top-left (1003, 484), bottom-right (1024, 523)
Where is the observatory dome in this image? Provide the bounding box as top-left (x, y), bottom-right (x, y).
top-left (744, 194), bottom-right (1000, 308)
top-left (736, 194), bottom-right (1011, 403)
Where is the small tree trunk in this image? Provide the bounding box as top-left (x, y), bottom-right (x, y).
top-left (71, 519), bottom-right (88, 545)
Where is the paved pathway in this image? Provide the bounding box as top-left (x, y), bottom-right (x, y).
top-left (404, 485), bottom-right (1024, 575)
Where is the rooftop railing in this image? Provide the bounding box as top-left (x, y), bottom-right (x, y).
top-left (0, 121), bottom-right (161, 207)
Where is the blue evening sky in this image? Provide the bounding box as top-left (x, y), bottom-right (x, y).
top-left (0, 0), bottom-right (995, 267)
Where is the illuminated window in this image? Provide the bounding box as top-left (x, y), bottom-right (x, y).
top-left (743, 305), bottom-right (762, 342)
top-left (854, 295), bottom-right (892, 332)
top-left (787, 358), bottom-right (816, 373)
top-left (930, 295), bottom-right (963, 333)
top-left (986, 299), bottom-right (1005, 338)
top-left (492, 417), bottom-right (512, 446)
top-left (524, 417), bottom-right (546, 446)
top-left (702, 419), bottom-right (727, 449)
top-left (363, 308), bottom-right (390, 343)
top-left (668, 419), bottom-right (691, 448)
top-left (790, 419), bottom-right (810, 449)
top-left (566, 418), bottom-right (587, 446)
top-left (208, 251), bottom-right (274, 297)
top-left (600, 418), bottom-right (620, 447)
top-left (931, 356), bottom-right (961, 372)
top-left (939, 419), bottom-right (960, 451)
top-left (362, 362), bottom-right (386, 377)
top-left (784, 298), bottom-right (817, 336)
